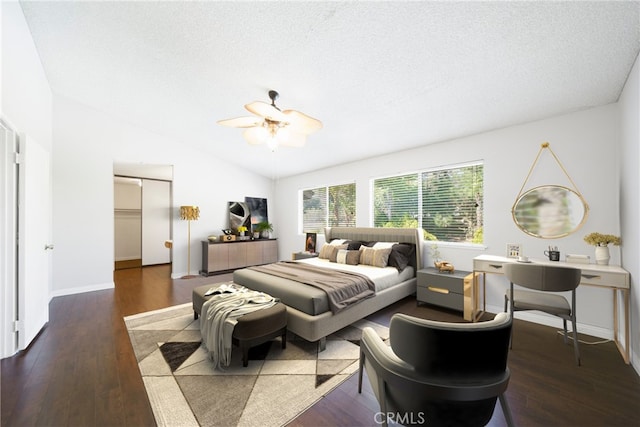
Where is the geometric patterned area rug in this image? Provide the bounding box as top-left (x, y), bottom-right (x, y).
top-left (124, 303), bottom-right (389, 427)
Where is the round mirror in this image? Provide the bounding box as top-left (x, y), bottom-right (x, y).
top-left (512, 185), bottom-right (589, 239)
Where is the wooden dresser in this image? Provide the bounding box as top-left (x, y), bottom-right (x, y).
top-left (200, 239), bottom-right (278, 275)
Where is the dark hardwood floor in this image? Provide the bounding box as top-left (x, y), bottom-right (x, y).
top-left (2, 264), bottom-right (639, 426)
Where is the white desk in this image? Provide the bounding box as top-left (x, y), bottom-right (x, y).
top-left (472, 254), bottom-right (630, 364)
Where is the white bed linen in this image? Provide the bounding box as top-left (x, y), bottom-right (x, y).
top-left (296, 257), bottom-right (415, 292)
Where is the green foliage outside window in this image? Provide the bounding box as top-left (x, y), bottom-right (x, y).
top-left (373, 163), bottom-right (484, 244)
top-left (303, 183), bottom-right (356, 233)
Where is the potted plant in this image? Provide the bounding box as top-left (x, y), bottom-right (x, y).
top-left (255, 221), bottom-right (273, 239)
top-left (584, 232), bottom-right (621, 265)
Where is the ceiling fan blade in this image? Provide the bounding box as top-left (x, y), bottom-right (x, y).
top-left (217, 116), bottom-right (264, 128)
top-left (245, 101), bottom-right (287, 122)
top-left (283, 110), bottom-right (323, 134)
top-left (243, 127), bottom-right (269, 145)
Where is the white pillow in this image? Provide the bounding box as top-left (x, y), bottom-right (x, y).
top-left (372, 241), bottom-right (397, 249)
top-left (329, 239), bottom-right (347, 246)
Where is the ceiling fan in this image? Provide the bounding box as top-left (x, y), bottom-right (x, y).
top-left (218, 90), bottom-right (323, 151)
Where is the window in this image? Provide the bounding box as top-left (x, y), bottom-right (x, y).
top-left (373, 162), bottom-right (483, 244)
top-left (302, 183), bottom-right (356, 233)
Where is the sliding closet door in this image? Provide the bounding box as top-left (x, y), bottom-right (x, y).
top-left (141, 179), bottom-right (171, 266)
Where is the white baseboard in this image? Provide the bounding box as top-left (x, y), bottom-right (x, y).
top-left (49, 281), bottom-right (114, 298)
top-left (484, 303), bottom-right (613, 340)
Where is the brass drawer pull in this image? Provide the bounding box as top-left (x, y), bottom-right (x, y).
top-left (428, 286), bottom-right (450, 294)
top-left (489, 264), bottom-right (503, 269)
top-left (582, 274), bottom-right (601, 280)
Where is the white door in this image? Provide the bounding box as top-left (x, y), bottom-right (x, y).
top-left (0, 128), bottom-right (19, 357)
top-left (18, 135), bottom-right (52, 350)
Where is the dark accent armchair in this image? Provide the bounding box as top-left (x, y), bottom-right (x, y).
top-left (358, 312), bottom-right (514, 427)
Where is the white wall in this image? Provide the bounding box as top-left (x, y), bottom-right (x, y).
top-left (1, 1), bottom-right (52, 150)
top-left (276, 104), bottom-right (625, 341)
top-left (51, 94), bottom-right (274, 295)
top-left (619, 52), bottom-right (639, 368)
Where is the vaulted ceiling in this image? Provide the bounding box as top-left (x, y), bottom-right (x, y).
top-left (20, 1), bottom-right (640, 178)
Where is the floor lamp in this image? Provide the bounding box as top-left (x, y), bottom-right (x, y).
top-left (180, 205), bottom-right (200, 279)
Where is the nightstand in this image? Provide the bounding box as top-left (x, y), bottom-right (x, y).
top-left (417, 267), bottom-right (477, 320)
top-left (291, 251), bottom-right (318, 260)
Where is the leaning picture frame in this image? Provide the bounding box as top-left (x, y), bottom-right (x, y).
top-left (506, 243), bottom-right (522, 258)
top-left (305, 233), bottom-right (317, 253)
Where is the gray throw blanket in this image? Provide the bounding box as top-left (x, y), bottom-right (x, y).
top-left (248, 261), bottom-right (375, 314)
top-left (200, 283), bottom-right (277, 369)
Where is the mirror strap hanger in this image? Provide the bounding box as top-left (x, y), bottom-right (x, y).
top-left (514, 142), bottom-right (586, 202)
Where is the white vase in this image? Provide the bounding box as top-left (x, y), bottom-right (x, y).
top-left (595, 245), bottom-right (610, 265)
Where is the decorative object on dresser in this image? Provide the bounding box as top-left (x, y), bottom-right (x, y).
top-left (305, 232), bottom-right (317, 253)
top-left (254, 220), bottom-right (273, 239)
top-left (583, 232), bottom-right (621, 265)
top-left (228, 201), bottom-right (251, 234)
top-left (434, 260), bottom-right (455, 273)
top-left (220, 228), bottom-right (235, 242)
top-left (417, 267), bottom-right (477, 321)
top-left (236, 225), bottom-right (250, 240)
top-left (179, 205), bottom-right (200, 279)
top-left (565, 254), bottom-right (590, 264)
top-left (245, 196), bottom-right (268, 237)
top-left (200, 239), bottom-right (278, 275)
top-left (511, 142), bottom-right (589, 239)
top-left (506, 243), bottom-right (521, 258)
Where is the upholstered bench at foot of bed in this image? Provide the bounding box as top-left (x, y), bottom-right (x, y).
top-left (232, 303), bottom-right (287, 367)
top-left (192, 284), bottom-right (287, 367)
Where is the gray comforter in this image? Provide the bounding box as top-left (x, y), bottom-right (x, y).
top-left (247, 261), bottom-right (375, 314)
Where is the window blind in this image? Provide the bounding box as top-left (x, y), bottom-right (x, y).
top-left (373, 162), bottom-right (483, 243)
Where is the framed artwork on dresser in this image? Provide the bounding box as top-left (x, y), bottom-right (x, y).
top-left (245, 197), bottom-right (268, 232)
top-left (506, 243), bottom-right (522, 258)
top-left (305, 233), bottom-right (317, 253)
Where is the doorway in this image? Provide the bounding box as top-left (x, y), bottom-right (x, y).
top-left (113, 163), bottom-right (173, 271)
top-left (1, 125), bottom-right (52, 357)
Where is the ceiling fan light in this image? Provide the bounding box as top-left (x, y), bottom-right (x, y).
top-left (243, 126), bottom-right (269, 145)
top-left (266, 136), bottom-right (279, 152)
top-left (277, 126), bottom-right (291, 142)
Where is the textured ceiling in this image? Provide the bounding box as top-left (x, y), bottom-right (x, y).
top-left (20, 1), bottom-right (640, 178)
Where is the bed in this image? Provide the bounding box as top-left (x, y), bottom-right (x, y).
top-left (232, 227), bottom-right (423, 349)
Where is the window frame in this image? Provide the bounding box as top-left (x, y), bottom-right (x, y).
top-left (371, 160), bottom-right (484, 246)
top-left (300, 181), bottom-right (356, 234)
